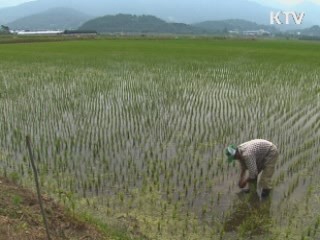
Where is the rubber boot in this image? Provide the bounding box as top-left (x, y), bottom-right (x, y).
top-left (261, 189), bottom-right (271, 198)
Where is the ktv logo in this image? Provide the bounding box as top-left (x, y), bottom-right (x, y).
top-left (270, 11), bottom-right (305, 25)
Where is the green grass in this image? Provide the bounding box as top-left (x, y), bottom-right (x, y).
top-left (0, 37), bottom-right (319, 239)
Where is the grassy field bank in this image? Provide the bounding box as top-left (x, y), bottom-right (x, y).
top-left (0, 38), bottom-right (319, 239)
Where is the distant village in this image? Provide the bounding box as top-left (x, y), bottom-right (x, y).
top-left (9, 29), bottom-right (98, 36)
top-left (0, 24), bottom-right (317, 39)
top-left (1, 27), bottom-right (274, 37)
top-left (10, 29), bottom-right (272, 37)
top-left (2, 25), bottom-right (272, 37)
top-left (228, 29), bottom-right (271, 37)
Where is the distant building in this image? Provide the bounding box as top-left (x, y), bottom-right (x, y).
top-left (63, 30), bottom-right (98, 36)
top-left (10, 30), bottom-right (98, 36)
top-left (228, 30), bottom-right (240, 35)
top-left (13, 30), bottom-right (64, 35)
top-left (242, 29), bottom-right (271, 36)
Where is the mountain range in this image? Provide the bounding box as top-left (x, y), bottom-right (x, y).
top-left (7, 8), bottom-right (91, 31)
top-left (78, 14), bottom-right (207, 34)
top-left (0, 0), bottom-right (319, 28)
top-left (5, 10), bottom-right (281, 35)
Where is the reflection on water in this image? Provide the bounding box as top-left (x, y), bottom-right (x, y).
top-left (224, 191), bottom-right (272, 237)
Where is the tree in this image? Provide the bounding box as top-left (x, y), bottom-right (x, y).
top-left (0, 25), bottom-right (10, 34)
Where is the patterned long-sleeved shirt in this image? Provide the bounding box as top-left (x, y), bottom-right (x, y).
top-left (237, 139), bottom-right (274, 179)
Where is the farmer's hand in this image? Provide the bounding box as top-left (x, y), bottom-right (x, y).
top-left (238, 178), bottom-right (247, 188)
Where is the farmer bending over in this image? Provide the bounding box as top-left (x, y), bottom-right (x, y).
top-left (225, 139), bottom-right (279, 198)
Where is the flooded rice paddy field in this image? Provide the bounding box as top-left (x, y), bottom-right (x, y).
top-left (0, 38), bottom-right (319, 239)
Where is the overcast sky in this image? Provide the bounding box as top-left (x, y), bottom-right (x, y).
top-left (0, 0), bottom-right (33, 8)
top-left (0, 0), bottom-right (320, 8)
top-left (252, 0), bottom-right (320, 7)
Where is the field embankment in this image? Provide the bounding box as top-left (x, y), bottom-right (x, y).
top-left (0, 176), bottom-right (108, 239)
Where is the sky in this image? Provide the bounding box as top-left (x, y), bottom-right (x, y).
top-left (251, 0), bottom-right (320, 7)
top-left (0, 0), bottom-right (320, 8)
top-left (0, 0), bottom-right (33, 8)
